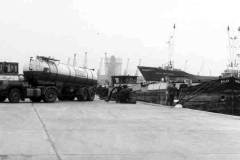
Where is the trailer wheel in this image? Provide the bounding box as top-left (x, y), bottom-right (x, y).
top-left (87, 88), bottom-right (95, 101)
top-left (66, 96), bottom-right (75, 101)
top-left (77, 88), bottom-right (88, 101)
top-left (0, 96), bottom-right (6, 102)
top-left (58, 96), bottom-right (75, 101)
top-left (30, 97), bottom-right (42, 103)
top-left (43, 88), bottom-right (57, 103)
top-left (63, 96), bottom-right (75, 101)
top-left (58, 96), bottom-right (64, 101)
top-left (8, 88), bottom-right (21, 103)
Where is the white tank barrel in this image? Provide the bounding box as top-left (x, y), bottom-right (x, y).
top-left (23, 56), bottom-right (97, 86)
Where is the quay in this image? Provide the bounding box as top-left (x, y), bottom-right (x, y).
top-left (0, 100), bottom-right (240, 160)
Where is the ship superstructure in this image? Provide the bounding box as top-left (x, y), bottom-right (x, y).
top-left (222, 26), bottom-right (240, 78)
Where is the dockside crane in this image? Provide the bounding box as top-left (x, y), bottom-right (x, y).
top-left (97, 58), bottom-right (103, 77)
top-left (83, 52), bottom-right (88, 69)
top-left (104, 52), bottom-right (108, 75)
top-left (183, 60), bottom-right (188, 71)
top-left (124, 58), bottom-right (130, 75)
top-left (67, 57), bottom-right (71, 65)
top-left (73, 53), bottom-right (77, 67)
top-left (135, 58), bottom-right (142, 76)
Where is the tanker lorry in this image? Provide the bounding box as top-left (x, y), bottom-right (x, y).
top-left (0, 56), bottom-right (97, 103)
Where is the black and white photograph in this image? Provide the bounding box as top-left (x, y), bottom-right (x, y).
top-left (0, 0), bottom-right (240, 159)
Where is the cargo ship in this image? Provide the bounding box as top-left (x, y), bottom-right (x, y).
top-left (137, 26), bottom-right (240, 116)
top-left (178, 76), bottom-right (240, 115)
top-left (138, 24), bottom-right (217, 84)
top-left (138, 65), bottom-right (217, 83)
top-left (136, 24), bottom-right (217, 105)
top-left (136, 64), bottom-right (217, 105)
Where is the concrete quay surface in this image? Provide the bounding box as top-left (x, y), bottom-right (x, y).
top-left (0, 100), bottom-right (240, 160)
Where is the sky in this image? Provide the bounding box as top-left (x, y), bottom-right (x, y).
top-left (0, 0), bottom-right (240, 76)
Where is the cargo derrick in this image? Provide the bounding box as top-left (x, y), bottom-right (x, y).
top-left (0, 56), bottom-right (97, 103)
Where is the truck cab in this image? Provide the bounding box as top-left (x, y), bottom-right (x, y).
top-left (0, 62), bottom-right (19, 80)
top-left (0, 62), bottom-right (24, 102)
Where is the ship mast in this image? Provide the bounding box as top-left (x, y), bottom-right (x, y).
top-left (166, 24), bottom-right (176, 70)
top-left (237, 27), bottom-right (240, 77)
top-left (224, 26), bottom-right (240, 77)
top-left (227, 26), bottom-right (234, 69)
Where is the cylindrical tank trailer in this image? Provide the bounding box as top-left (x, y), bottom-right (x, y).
top-left (0, 56), bottom-right (98, 103)
top-left (23, 56), bottom-right (97, 86)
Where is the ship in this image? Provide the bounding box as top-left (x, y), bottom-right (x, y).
top-left (138, 24), bottom-right (217, 84)
top-left (136, 24), bottom-right (218, 106)
top-left (138, 65), bottom-right (217, 83)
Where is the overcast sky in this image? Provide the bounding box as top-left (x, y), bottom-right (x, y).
top-left (0, 0), bottom-right (240, 76)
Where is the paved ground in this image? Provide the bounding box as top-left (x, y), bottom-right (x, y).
top-left (0, 100), bottom-right (240, 160)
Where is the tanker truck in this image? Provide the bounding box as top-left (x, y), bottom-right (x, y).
top-left (0, 56), bottom-right (97, 103)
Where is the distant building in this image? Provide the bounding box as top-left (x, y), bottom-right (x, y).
top-left (97, 54), bottom-right (122, 85)
top-left (105, 55), bottom-right (122, 79)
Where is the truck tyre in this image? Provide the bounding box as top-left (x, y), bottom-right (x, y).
top-left (8, 88), bottom-right (21, 103)
top-left (43, 87), bottom-right (57, 103)
top-left (66, 96), bottom-right (75, 101)
top-left (77, 88), bottom-right (88, 101)
top-left (0, 96), bottom-right (6, 102)
top-left (58, 96), bottom-right (75, 101)
top-left (58, 96), bottom-right (64, 101)
top-left (87, 88), bottom-right (95, 101)
top-left (30, 97), bottom-right (42, 102)
top-left (64, 96), bottom-right (75, 101)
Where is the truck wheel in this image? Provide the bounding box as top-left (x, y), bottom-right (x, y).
top-left (8, 88), bottom-right (21, 103)
top-left (0, 96), bottom-right (6, 102)
top-left (66, 96), bottom-right (75, 101)
top-left (77, 88), bottom-right (88, 101)
top-left (30, 97), bottom-right (42, 102)
top-left (63, 96), bottom-right (75, 101)
top-left (43, 88), bottom-right (57, 103)
top-left (58, 96), bottom-right (64, 101)
top-left (87, 88), bottom-right (95, 101)
top-left (58, 96), bottom-right (75, 101)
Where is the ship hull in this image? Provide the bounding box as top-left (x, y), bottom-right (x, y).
top-left (138, 66), bottom-right (217, 83)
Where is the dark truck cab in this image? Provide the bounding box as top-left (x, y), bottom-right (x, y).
top-left (0, 62), bottom-right (18, 74)
top-left (0, 62), bottom-right (26, 102)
